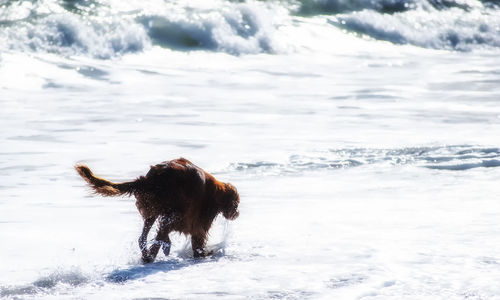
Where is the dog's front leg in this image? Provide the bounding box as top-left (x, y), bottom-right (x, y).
top-left (139, 217), bottom-right (156, 263)
top-left (191, 234), bottom-right (208, 258)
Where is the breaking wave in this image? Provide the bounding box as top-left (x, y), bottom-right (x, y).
top-left (0, 0), bottom-right (499, 57)
top-left (330, 4), bottom-right (500, 51)
top-left (0, 0), bottom-right (283, 57)
top-left (225, 145), bottom-right (500, 176)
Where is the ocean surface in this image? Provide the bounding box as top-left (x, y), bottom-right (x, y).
top-left (1, 0), bottom-right (500, 299)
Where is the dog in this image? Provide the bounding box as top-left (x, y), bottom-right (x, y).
top-left (75, 158), bottom-right (240, 263)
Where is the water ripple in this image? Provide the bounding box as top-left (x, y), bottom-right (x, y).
top-left (225, 145), bottom-right (500, 176)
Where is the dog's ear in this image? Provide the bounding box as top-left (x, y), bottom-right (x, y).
top-left (220, 183), bottom-right (240, 220)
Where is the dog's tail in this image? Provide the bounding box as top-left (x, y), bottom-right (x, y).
top-left (75, 164), bottom-right (137, 197)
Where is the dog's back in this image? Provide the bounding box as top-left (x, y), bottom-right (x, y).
top-left (138, 158), bottom-right (220, 234)
top-left (142, 158), bottom-right (207, 199)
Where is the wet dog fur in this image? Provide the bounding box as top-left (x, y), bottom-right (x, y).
top-left (75, 158), bottom-right (240, 263)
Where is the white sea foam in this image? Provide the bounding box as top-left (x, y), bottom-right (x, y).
top-left (1, 0), bottom-right (499, 58)
top-left (137, 2), bottom-right (284, 54)
top-left (0, 0), bottom-right (287, 57)
top-left (2, 12), bottom-right (150, 58)
top-left (332, 5), bottom-right (500, 51)
top-left (225, 146), bottom-right (500, 176)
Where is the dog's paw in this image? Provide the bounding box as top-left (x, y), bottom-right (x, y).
top-left (141, 255), bottom-right (155, 264)
top-left (193, 248), bottom-right (205, 258)
top-left (193, 248), bottom-right (214, 258)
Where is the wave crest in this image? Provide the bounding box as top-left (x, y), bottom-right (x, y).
top-left (137, 3), bottom-right (279, 54)
top-left (3, 13), bottom-right (150, 59)
top-left (0, 0), bottom-right (282, 57)
top-left (330, 6), bottom-right (500, 51)
top-left (1, 0), bottom-right (499, 57)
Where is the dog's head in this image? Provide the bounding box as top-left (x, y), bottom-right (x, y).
top-left (219, 183), bottom-right (240, 220)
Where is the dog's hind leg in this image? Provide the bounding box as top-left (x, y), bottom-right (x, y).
top-left (146, 220), bottom-right (172, 262)
top-left (142, 215), bottom-right (174, 263)
top-left (139, 217), bottom-right (156, 263)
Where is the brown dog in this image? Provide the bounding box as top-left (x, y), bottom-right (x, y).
top-left (75, 158), bottom-right (240, 263)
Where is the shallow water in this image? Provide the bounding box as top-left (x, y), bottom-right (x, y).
top-left (1, 0), bottom-right (500, 299)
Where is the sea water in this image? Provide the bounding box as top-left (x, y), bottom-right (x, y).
top-left (1, 0), bottom-right (500, 299)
